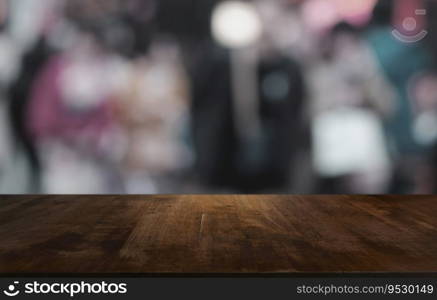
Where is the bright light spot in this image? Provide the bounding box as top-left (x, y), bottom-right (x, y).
top-left (211, 1), bottom-right (262, 49)
top-left (312, 108), bottom-right (390, 177)
top-left (414, 112), bottom-right (437, 146)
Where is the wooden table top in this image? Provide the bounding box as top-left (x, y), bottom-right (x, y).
top-left (0, 195), bottom-right (436, 273)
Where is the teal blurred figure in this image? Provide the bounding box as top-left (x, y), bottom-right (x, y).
top-left (365, 0), bottom-right (433, 192)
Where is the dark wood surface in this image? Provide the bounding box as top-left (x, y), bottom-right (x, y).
top-left (0, 195), bottom-right (437, 273)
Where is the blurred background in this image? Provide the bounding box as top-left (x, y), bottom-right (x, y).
top-left (1, 0), bottom-right (437, 194)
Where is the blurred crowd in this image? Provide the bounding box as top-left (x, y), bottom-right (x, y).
top-left (1, 0), bottom-right (437, 194)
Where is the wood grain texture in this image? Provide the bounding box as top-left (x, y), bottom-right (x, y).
top-left (0, 195), bottom-right (437, 273)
